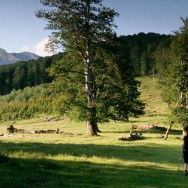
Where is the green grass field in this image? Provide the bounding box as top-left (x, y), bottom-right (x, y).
top-left (0, 78), bottom-right (186, 188)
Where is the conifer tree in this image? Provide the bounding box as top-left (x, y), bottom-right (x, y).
top-left (36, 0), bottom-right (144, 135)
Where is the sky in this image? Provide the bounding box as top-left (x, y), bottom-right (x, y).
top-left (0, 0), bottom-right (188, 56)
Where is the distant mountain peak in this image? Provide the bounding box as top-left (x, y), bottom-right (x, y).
top-left (0, 48), bottom-right (40, 65)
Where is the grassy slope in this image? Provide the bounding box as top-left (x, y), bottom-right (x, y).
top-left (0, 77), bottom-right (185, 188)
top-left (138, 77), bottom-right (169, 116)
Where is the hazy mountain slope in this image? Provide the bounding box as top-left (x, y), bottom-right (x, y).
top-left (0, 48), bottom-right (20, 64)
top-left (0, 48), bottom-right (40, 65)
top-left (11, 52), bottom-right (40, 61)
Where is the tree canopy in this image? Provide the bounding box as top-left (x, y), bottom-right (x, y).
top-left (161, 17), bottom-right (188, 125)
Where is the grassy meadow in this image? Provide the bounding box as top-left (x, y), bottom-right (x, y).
top-left (0, 77), bottom-right (187, 188)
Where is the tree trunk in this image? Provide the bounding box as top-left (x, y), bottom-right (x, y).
top-left (84, 1), bottom-right (98, 136)
top-left (84, 46), bottom-right (98, 136)
top-left (86, 106), bottom-right (98, 135)
top-left (87, 120), bottom-right (97, 135)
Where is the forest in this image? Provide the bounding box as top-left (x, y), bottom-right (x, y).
top-left (0, 32), bottom-right (172, 96)
top-left (0, 32), bottom-right (172, 121)
top-left (0, 30), bottom-right (187, 126)
top-left (0, 52), bottom-right (64, 95)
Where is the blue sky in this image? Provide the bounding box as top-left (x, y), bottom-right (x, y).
top-left (0, 0), bottom-right (188, 56)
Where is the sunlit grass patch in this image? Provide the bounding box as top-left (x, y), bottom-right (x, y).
top-left (0, 118), bottom-right (185, 188)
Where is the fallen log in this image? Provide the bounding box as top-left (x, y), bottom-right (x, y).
top-left (7, 125), bottom-right (61, 134)
top-left (34, 129), bottom-right (60, 134)
top-left (132, 123), bottom-right (166, 131)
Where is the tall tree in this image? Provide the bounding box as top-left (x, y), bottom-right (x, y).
top-left (161, 18), bottom-right (188, 125)
top-left (36, 0), bottom-right (144, 135)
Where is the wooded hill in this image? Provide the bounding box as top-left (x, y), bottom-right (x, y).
top-left (0, 32), bottom-right (171, 96)
top-left (0, 52), bottom-right (64, 95)
top-left (0, 32), bottom-right (173, 121)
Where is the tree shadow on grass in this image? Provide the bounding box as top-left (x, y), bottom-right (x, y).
top-left (0, 141), bottom-right (181, 164)
top-left (0, 152), bottom-right (186, 188)
top-left (0, 141), bottom-right (186, 187)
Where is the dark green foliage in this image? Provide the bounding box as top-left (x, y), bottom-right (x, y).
top-left (120, 33), bottom-right (171, 76)
top-left (0, 153), bottom-right (10, 163)
top-left (0, 53), bottom-right (64, 95)
top-left (93, 36), bottom-right (145, 121)
top-left (49, 36), bottom-right (145, 123)
top-left (160, 17), bottom-right (188, 125)
top-left (153, 44), bottom-right (171, 79)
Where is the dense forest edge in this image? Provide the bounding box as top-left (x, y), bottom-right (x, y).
top-left (0, 52), bottom-right (64, 95)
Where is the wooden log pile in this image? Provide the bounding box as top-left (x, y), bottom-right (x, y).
top-left (6, 125), bottom-right (63, 134)
top-left (132, 123), bottom-right (166, 131)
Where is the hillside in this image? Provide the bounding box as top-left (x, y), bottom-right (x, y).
top-left (0, 48), bottom-right (40, 65)
top-left (0, 77), bottom-right (169, 123)
top-left (138, 77), bottom-right (169, 116)
top-left (0, 52), bottom-right (64, 95)
top-left (0, 33), bottom-right (171, 96)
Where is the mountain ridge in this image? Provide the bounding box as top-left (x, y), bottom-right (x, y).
top-left (0, 48), bottom-right (40, 65)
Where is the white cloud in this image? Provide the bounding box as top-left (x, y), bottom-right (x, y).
top-left (21, 38), bottom-right (57, 57)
